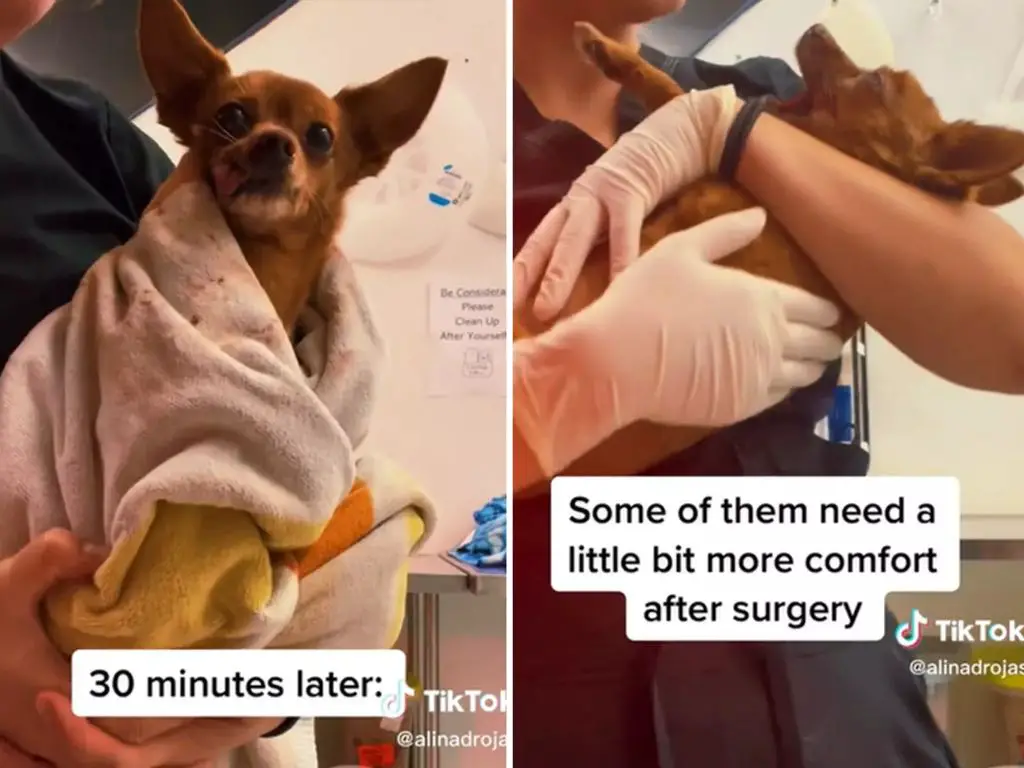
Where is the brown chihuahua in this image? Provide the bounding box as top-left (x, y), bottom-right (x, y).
top-left (138, 0), bottom-right (447, 332)
top-left (515, 22), bottom-right (1024, 484)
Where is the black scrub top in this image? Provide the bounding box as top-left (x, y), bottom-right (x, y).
top-left (0, 50), bottom-right (173, 370)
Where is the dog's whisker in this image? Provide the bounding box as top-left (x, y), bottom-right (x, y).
top-left (201, 124), bottom-right (234, 144)
top-left (309, 192), bottom-right (330, 229)
top-left (211, 120), bottom-right (238, 142)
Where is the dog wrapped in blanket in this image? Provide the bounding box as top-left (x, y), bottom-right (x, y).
top-left (0, 0), bottom-right (441, 763)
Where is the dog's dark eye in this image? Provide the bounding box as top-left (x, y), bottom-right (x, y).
top-left (214, 102), bottom-right (251, 138)
top-left (304, 122), bottom-right (334, 155)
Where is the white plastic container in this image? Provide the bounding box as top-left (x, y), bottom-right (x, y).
top-left (338, 72), bottom-right (491, 265)
top-left (469, 154), bottom-right (506, 238)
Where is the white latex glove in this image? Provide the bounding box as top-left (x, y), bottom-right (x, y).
top-left (514, 86), bottom-right (743, 321)
top-left (513, 208), bottom-right (843, 477)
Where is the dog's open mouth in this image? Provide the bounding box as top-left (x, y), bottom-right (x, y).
top-left (212, 162), bottom-right (248, 198)
top-left (234, 177), bottom-right (285, 197)
top-left (787, 25), bottom-right (856, 120)
top-left (777, 90), bottom-right (814, 116)
top-left (211, 163), bottom-right (285, 199)
top-left (777, 57), bottom-right (837, 118)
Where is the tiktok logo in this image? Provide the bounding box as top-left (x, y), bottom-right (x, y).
top-left (894, 609), bottom-right (929, 649)
top-left (380, 678), bottom-right (418, 718)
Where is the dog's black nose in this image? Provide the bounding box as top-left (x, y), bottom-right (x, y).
top-left (248, 131), bottom-right (295, 174)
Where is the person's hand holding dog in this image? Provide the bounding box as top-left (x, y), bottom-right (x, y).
top-left (514, 85), bottom-right (743, 319)
top-left (515, 208), bottom-right (843, 476)
top-left (0, 529), bottom-right (112, 766)
top-left (37, 694), bottom-right (281, 767)
top-left (0, 530), bottom-right (219, 767)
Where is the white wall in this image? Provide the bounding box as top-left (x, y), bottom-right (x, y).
top-left (699, 0), bottom-right (1024, 534)
top-left (134, 2), bottom-right (506, 766)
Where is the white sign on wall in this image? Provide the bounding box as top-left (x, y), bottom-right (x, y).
top-left (426, 278), bottom-right (506, 397)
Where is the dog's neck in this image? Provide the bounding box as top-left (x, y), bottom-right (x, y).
top-left (229, 219), bottom-right (339, 334)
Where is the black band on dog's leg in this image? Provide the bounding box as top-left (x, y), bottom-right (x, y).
top-left (262, 717), bottom-right (299, 738)
top-left (718, 96), bottom-right (771, 182)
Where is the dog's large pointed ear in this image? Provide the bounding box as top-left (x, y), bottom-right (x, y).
top-left (336, 57), bottom-right (448, 179)
top-left (919, 122), bottom-right (1024, 206)
top-left (138, 0), bottom-right (230, 144)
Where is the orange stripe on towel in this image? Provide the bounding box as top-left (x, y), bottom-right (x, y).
top-left (294, 478), bottom-right (373, 579)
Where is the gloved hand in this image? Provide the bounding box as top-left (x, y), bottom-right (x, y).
top-left (514, 86), bottom-right (743, 321)
top-left (513, 208), bottom-right (843, 476)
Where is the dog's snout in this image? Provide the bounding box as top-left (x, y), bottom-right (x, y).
top-left (807, 23), bottom-right (834, 42)
top-left (248, 132), bottom-right (295, 173)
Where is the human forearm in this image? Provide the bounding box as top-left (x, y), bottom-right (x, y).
top-left (737, 114), bottom-right (1024, 393)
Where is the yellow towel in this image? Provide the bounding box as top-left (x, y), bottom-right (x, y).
top-left (69, 455), bottom-right (434, 767)
top-left (44, 456), bottom-right (434, 652)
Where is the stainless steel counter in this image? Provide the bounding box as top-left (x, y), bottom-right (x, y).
top-left (405, 554), bottom-right (505, 768)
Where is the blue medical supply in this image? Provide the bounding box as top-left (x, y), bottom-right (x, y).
top-left (450, 495), bottom-right (506, 572)
top-left (828, 384), bottom-right (855, 443)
